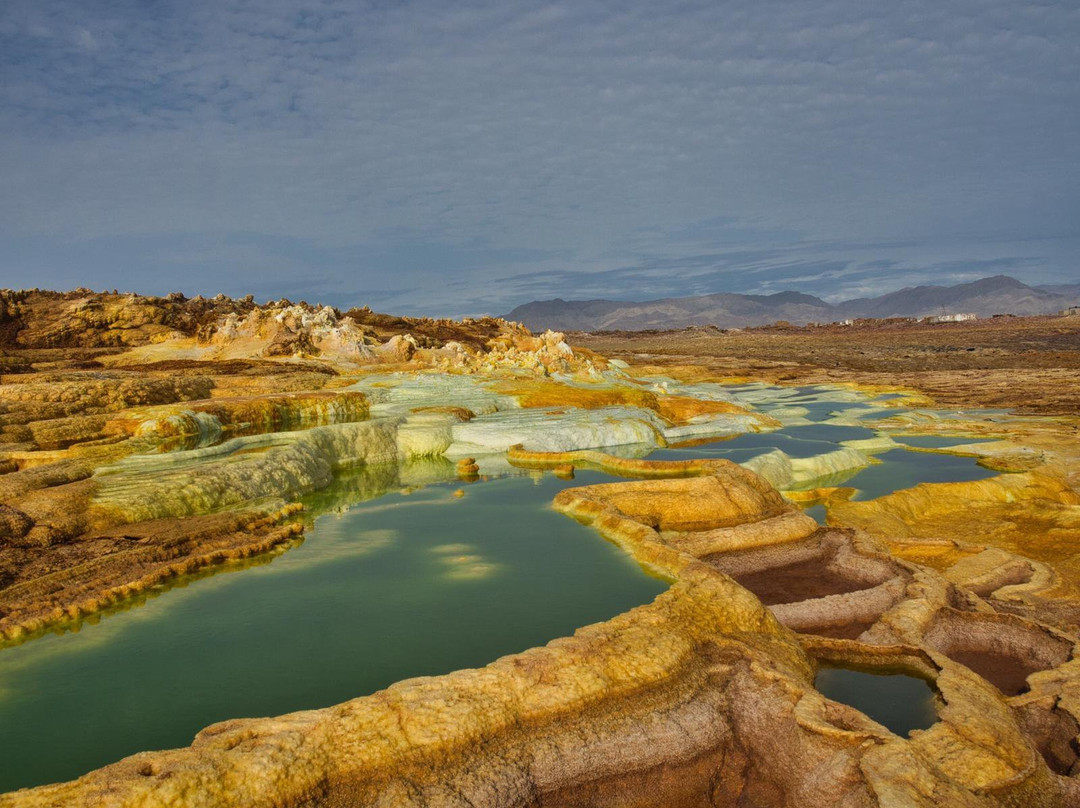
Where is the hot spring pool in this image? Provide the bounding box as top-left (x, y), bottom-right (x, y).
top-left (0, 470), bottom-right (665, 792)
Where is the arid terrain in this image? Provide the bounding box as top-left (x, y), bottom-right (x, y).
top-left (2, 290), bottom-right (1080, 807)
top-left (579, 313), bottom-right (1080, 415)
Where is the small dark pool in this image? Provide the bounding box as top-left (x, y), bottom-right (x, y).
top-left (858, 407), bottom-right (911, 420)
top-left (815, 665), bottom-right (938, 737)
top-left (783, 424), bottom-right (877, 442)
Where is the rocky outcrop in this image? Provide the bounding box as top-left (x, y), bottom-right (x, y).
top-left (0, 289), bottom-right (256, 349)
top-left (103, 390), bottom-right (370, 444)
top-left (0, 289), bottom-right (580, 375)
top-left (0, 375), bottom-right (215, 444)
top-left (345, 306), bottom-right (528, 352)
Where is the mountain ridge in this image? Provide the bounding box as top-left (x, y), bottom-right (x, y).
top-left (505, 275), bottom-right (1080, 332)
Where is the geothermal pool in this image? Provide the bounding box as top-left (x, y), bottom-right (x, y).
top-left (650, 427), bottom-right (999, 499)
top-left (843, 448), bottom-right (999, 500)
top-left (0, 470), bottom-right (664, 792)
top-left (0, 382), bottom-right (1007, 791)
top-left (815, 665), bottom-right (938, 737)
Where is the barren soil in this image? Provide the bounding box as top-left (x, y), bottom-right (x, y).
top-left (577, 314), bottom-right (1080, 414)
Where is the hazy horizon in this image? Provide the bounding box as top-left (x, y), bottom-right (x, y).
top-left (2, 1), bottom-right (1077, 317)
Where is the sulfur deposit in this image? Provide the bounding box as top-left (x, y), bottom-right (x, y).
top-left (2, 289), bottom-right (1080, 806)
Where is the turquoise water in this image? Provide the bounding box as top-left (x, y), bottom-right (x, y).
top-left (651, 427), bottom-right (996, 502)
top-left (815, 666), bottom-right (938, 736)
top-left (783, 424), bottom-right (877, 442)
top-left (766, 401), bottom-right (867, 422)
top-left (858, 407), bottom-right (914, 420)
top-left (651, 425), bottom-right (876, 463)
top-left (893, 435), bottom-right (997, 449)
top-left (752, 386), bottom-right (904, 422)
top-left (0, 470), bottom-right (664, 792)
top-left (845, 449), bottom-right (998, 500)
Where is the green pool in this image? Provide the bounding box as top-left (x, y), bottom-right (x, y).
top-left (0, 469), bottom-right (664, 792)
top-left (844, 448), bottom-right (998, 500)
top-left (0, 381), bottom-right (1010, 792)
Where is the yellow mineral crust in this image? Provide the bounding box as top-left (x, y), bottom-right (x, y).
top-left (508, 444), bottom-right (763, 481)
top-left (103, 390), bottom-right (370, 442)
top-left (555, 474), bottom-right (790, 532)
top-left (0, 375), bottom-right (215, 445)
top-left (90, 420), bottom-right (405, 525)
top-left (493, 378), bottom-right (776, 427)
top-left (829, 470), bottom-right (1080, 596)
top-left (654, 394), bottom-right (781, 427)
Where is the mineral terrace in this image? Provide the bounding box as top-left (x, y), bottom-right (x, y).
top-left (1, 289), bottom-right (1079, 807)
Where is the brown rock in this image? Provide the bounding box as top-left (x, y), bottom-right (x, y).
top-left (0, 505), bottom-right (32, 542)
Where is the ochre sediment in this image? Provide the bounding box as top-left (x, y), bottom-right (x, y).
top-left (575, 313), bottom-right (1080, 415)
top-left (829, 470), bottom-right (1080, 600)
top-left (0, 506), bottom-right (303, 645)
top-left (493, 379), bottom-right (777, 428)
top-left (508, 444), bottom-right (734, 478)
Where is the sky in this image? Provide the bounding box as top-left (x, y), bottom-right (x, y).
top-left (1, 0), bottom-right (1077, 317)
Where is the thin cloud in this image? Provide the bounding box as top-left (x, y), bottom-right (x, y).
top-left (0, 0), bottom-right (1076, 314)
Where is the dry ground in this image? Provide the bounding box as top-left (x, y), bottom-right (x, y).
top-left (577, 314), bottom-right (1080, 415)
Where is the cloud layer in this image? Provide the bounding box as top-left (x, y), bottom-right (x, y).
top-left (1, 0), bottom-right (1077, 315)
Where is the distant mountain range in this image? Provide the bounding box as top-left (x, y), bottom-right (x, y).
top-left (504, 275), bottom-right (1080, 332)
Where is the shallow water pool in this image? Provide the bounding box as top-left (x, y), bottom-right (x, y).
top-left (0, 381), bottom-right (1012, 792)
top-left (815, 665), bottom-right (938, 736)
top-left (651, 426), bottom-right (873, 462)
top-left (892, 435), bottom-right (998, 450)
top-left (650, 423), bottom-right (997, 502)
top-left (0, 470), bottom-right (664, 792)
top-left (845, 448), bottom-right (998, 500)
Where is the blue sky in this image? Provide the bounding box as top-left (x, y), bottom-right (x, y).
top-left (1, 0), bottom-right (1077, 316)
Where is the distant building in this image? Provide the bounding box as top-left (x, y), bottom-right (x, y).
top-left (1061, 306), bottom-right (1080, 317)
top-left (926, 312), bottom-right (977, 324)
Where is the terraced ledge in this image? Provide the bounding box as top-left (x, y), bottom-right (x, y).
top-left (507, 443), bottom-right (735, 478)
top-left (829, 470), bottom-right (1080, 598)
top-left (6, 454), bottom-right (1080, 806)
top-left (0, 506), bottom-right (303, 645)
